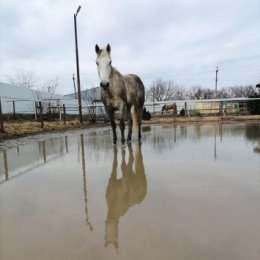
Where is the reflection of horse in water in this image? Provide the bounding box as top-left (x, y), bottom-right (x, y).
top-left (105, 144), bottom-right (147, 251)
top-left (162, 102), bottom-right (177, 115)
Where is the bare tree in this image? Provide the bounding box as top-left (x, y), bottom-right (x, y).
top-left (7, 70), bottom-right (37, 89)
top-left (146, 79), bottom-right (181, 101)
top-left (146, 79), bottom-right (257, 101)
top-left (187, 86), bottom-right (203, 99)
top-left (174, 85), bottom-right (186, 100)
top-left (202, 88), bottom-right (215, 99)
top-left (82, 86), bottom-right (100, 105)
top-left (216, 85), bottom-right (256, 98)
top-left (38, 76), bottom-right (59, 97)
top-left (34, 76), bottom-right (60, 115)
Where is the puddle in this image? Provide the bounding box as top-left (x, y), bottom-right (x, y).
top-left (0, 122), bottom-right (259, 260)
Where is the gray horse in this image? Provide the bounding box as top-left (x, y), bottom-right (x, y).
top-left (95, 44), bottom-right (145, 144)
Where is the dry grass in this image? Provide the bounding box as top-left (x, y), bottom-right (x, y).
top-left (144, 114), bottom-right (260, 124)
top-left (1, 115), bottom-right (259, 141)
top-left (0, 120), bottom-right (82, 140)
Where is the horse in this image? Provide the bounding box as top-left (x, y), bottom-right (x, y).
top-left (95, 44), bottom-right (145, 144)
top-left (161, 102), bottom-right (177, 116)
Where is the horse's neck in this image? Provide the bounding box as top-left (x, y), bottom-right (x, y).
top-left (111, 67), bottom-right (122, 81)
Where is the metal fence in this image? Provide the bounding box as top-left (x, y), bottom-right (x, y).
top-left (0, 97), bottom-right (260, 133)
top-left (144, 98), bottom-right (260, 117)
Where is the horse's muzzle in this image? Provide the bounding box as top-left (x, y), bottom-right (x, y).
top-left (100, 82), bottom-right (109, 89)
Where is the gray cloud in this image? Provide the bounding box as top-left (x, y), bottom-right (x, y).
top-left (1, 0), bottom-right (259, 94)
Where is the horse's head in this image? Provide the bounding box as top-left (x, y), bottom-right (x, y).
top-left (161, 105), bottom-right (165, 115)
top-left (95, 44), bottom-right (112, 89)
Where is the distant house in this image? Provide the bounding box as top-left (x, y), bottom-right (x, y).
top-left (64, 86), bottom-right (102, 105)
top-left (64, 86), bottom-right (106, 115)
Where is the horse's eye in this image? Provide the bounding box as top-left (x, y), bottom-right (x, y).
top-left (109, 61), bottom-right (112, 65)
top-left (96, 61), bottom-right (98, 66)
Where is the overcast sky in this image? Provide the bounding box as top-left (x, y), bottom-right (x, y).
top-left (1, 0), bottom-right (260, 94)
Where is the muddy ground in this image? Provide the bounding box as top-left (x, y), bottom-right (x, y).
top-left (0, 115), bottom-right (260, 141)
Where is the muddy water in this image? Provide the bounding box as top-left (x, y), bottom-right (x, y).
top-left (0, 122), bottom-right (259, 260)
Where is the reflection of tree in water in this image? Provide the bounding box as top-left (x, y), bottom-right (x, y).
top-left (105, 143), bottom-right (147, 252)
top-left (147, 123), bottom-right (260, 153)
top-left (244, 123), bottom-right (260, 154)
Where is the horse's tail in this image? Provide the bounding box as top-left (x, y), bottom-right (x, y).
top-left (133, 106), bottom-right (138, 132)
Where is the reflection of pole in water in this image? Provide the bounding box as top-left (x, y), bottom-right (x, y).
top-left (219, 123), bottom-right (223, 142)
top-left (17, 145), bottom-right (20, 156)
top-left (38, 140), bottom-right (47, 163)
top-left (3, 150), bottom-right (8, 181)
top-left (42, 141), bottom-right (47, 163)
top-left (77, 137), bottom-right (80, 162)
top-left (174, 125), bottom-right (177, 143)
top-left (60, 137), bottom-right (64, 154)
top-left (80, 134), bottom-right (94, 232)
top-left (214, 126), bottom-right (217, 160)
top-left (65, 136), bottom-right (68, 153)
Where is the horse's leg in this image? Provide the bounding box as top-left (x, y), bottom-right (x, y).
top-left (109, 111), bottom-right (117, 144)
top-left (137, 106), bottom-right (143, 141)
top-left (119, 105), bottom-right (126, 144)
top-left (126, 106), bottom-right (133, 142)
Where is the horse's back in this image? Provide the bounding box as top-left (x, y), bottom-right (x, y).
top-left (123, 74), bottom-right (145, 106)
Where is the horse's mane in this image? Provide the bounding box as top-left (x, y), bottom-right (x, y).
top-left (111, 66), bottom-right (122, 79)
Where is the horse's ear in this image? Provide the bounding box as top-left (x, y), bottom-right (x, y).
top-left (106, 44), bottom-right (111, 53)
top-left (95, 44), bottom-right (100, 54)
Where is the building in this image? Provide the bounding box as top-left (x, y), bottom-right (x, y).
top-left (64, 86), bottom-right (106, 115)
top-left (0, 82), bottom-right (81, 116)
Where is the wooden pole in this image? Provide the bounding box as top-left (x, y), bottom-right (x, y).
top-left (12, 101), bottom-right (16, 118)
top-left (184, 102), bottom-right (187, 116)
top-left (0, 98), bottom-right (4, 133)
top-left (63, 104), bottom-right (67, 125)
top-left (39, 101), bottom-right (44, 128)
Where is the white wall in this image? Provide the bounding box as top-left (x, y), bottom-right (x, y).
top-left (0, 82), bottom-right (84, 115)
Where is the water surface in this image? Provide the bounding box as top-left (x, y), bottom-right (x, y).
top-left (0, 122), bottom-right (260, 260)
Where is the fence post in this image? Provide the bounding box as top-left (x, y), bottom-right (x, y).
top-left (57, 104), bottom-right (60, 121)
top-left (184, 102), bottom-right (187, 116)
top-left (0, 98), bottom-right (4, 133)
top-left (39, 101), bottom-right (44, 128)
top-left (63, 104), bottom-right (67, 125)
top-left (34, 101), bottom-right (38, 119)
top-left (12, 101), bottom-right (16, 119)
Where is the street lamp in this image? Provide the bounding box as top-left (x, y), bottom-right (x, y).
top-left (74, 5), bottom-right (83, 124)
top-left (215, 66), bottom-right (219, 98)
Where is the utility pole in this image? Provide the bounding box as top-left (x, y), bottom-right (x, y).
top-left (215, 66), bottom-right (219, 98)
top-left (74, 5), bottom-right (83, 124)
top-left (72, 74), bottom-right (77, 99)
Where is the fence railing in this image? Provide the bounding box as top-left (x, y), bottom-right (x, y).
top-left (0, 97), bottom-right (259, 132)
